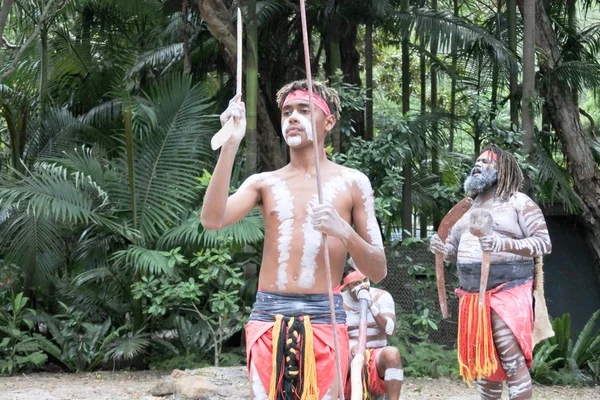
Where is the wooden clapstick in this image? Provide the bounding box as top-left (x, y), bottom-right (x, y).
top-left (469, 209), bottom-right (494, 309)
top-left (350, 297), bottom-right (369, 400)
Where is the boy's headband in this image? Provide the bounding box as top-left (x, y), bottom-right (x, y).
top-left (341, 269), bottom-right (366, 289)
top-left (283, 90), bottom-right (332, 117)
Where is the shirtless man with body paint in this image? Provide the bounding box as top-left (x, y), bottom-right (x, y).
top-left (201, 80), bottom-right (387, 400)
top-left (340, 262), bottom-right (403, 400)
top-left (429, 145), bottom-right (552, 400)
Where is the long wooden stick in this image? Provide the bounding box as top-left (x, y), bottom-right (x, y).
top-left (298, 2), bottom-right (345, 398)
top-left (350, 297), bottom-right (369, 400)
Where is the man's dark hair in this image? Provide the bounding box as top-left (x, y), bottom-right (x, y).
top-left (275, 80), bottom-right (342, 120)
top-left (483, 145), bottom-right (524, 201)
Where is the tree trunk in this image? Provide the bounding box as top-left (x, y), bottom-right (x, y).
top-left (401, 0), bottom-right (411, 239)
top-left (195, 0), bottom-right (284, 171)
top-left (182, 0), bottom-right (191, 75)
top-left (0, 0), bottom-right (15, 47)
top-left (245, 0), bottom-right (258, 175)
top-left (449, 0), bottom-right (459, 152)
top-left (365, 21), bottom-right (373, 141)
top-left (40, 27), bottom-right (49, 120)
top-left (326, 26), bottom-right (342, 152)
top-left (490, 0), bottom-right (500, 126)
top-left (521, 0), bottom-right (535, 156)
top-left (340, 23), bottom-right (365, 140)
top-left (517, 0), bottom-right (600, 266)
top-left (508, 0), bottom-right (519, 126)
top-left (430, 0), bottom-right (440, 230)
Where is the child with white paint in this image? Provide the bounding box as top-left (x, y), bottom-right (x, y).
top-left (201, 80), bottom-right (387, 400)
top-left (340, 262), bottom-right (403, 400)
top-left (429, 145), bottom-right (553, 400)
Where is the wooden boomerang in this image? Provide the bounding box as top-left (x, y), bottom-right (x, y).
top-left (435, 197), bottom-right (473, 319)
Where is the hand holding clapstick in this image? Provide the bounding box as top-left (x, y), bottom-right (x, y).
top-left (211, 8), bottom-right (243, 150)
top-left (469, 209), bottom-right (494, 309)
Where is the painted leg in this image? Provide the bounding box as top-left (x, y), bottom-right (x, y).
top-left (250, 361), bottom-right (268, 400)
top-left (376, 347), bottom-right (403, 400)
top-left (491, 310), bottom-right (533, 400)
top-left (476, 377), bottom-right (503, 400)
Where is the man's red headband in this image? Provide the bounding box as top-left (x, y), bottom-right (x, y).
top-left (282, 90), bottom-right (332, 117)
top-left (341, 269), bottom-right (366, 289)
top-left (479, 150), bottom-right (497, 161)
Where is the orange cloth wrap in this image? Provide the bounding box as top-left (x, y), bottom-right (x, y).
top-left (456, 280), bottom-right (534, 383)
top-left (246, 319), bottom-right (349, 399)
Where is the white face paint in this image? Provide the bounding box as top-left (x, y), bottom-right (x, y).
top-left (281, 110), bottom-right (314, 146)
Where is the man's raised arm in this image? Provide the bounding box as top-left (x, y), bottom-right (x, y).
top-left (200, 97), bottom-right (259, 230)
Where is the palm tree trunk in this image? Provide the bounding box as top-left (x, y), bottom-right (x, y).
top-left (508, 0), bottom-right (519, 126)
top-left (490, 0), bottom-right (500, 125)
top-left (0, 0), bottom-right (15, 46)
top-left (182, 0), bottom-right (191, 75)
top-left (430, 0), bottom-right (440, 230)
top-left (195, 0), bottom-right (284, 170)
top-left (521, 0), bottom-right (535, 156)
top-left (449, 0), bottom-right (459, 152)
top-left (340, 23), bottom-right (365, 140)
top-left (365, 21), bottom-right (373, 141)
top-left (327, 27), bottom-right (342, 152)
top-left (516, 0), bottom-right (600, 266)
top-left (40, 27), bottom-right (49, 120)
top-left (245, 0), bottom-right (258, 175)
top-left (401, 0), bottom-right (411, 239)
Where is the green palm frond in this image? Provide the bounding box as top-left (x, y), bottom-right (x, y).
top-left (542, 61), bottom-right (600, 94)
top-left (126, 43), bottom-right (184, 79)
top-left (201, 209), bottom-right (264, 248)
top-left (111, 245), bottom-right (174, 276)
top-left (0, 213), bottom-right (65, 285)
top-left (158, 209), bottom-right (264, 249)
top-left (111, 74), bottom-right (217, 241)
top-left (24, 109), bottom-right (103, 162)
top-left (103, 334), bottom-right (151, 362)
top-left (571, 309), bottom-right (600, 367)
top-left (532, 148), bottom-right (580, 214)
top-left (80, 99), bottom-right (123, 128)
top-left (394, 7), bottom-right (518, 72)
top-left (0, 164), bottom-right (106, 224)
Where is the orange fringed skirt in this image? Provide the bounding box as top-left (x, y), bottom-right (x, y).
top-left (456, 280), bottom-right (534, 383)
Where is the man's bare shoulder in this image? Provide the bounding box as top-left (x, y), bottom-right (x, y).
top-left (508, 192), bottom-right (538, 211)
top-left (238, 171), bottom-right (272, 190)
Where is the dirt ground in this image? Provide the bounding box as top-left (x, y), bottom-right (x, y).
top-left (0, 367), bottom-right (598, 400)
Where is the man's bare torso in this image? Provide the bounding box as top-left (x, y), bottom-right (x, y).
top-left (240, 163), bottom-right (382, 294)
top-left (449, 192), bottom-right (551, 264)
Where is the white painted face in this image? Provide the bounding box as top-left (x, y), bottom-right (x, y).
top-left (282, 110), bottom-right (313, 146)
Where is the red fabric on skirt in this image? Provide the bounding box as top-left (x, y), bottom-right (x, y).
top-left (246, 320), bottom-right (349, 399)
top-left (343, 347), bottom-right (386, 398)
top-left (456, 280), bottom-right (534, 382)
